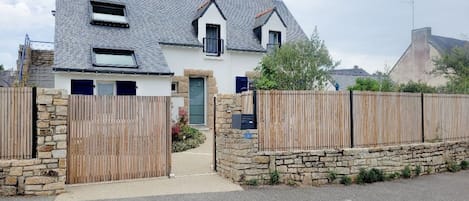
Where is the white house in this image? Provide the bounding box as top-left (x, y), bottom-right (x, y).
top-left (54, 0), bottom-right (307, 126)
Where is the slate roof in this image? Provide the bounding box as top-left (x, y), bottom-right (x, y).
top-left (429, 35), bottom-right (469, 54)
top-left (330, 67), bottom-right (373, 90)
top-left (0, 71), bottom-right (14, 87)
top-left (54, 0), bottom-right (307, 74)
top-left (253, 7), bottom-right (286, 29)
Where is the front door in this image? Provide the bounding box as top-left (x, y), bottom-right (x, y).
top-left (189, 78), bottom-right (205, 125)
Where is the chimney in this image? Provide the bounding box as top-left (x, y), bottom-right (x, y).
top-left (412, 27), bottom-right (431, 43)
top-left (353, 65), bottom-right (359, 69)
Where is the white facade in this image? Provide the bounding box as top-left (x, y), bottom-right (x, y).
top-left (161, 46), bottom-right (263, 94)
top-left (261, 12), bottom-right (287, 49)
top-left (54, 72), bottom-right (172, 96)
top-left (197, 4), bottom-right (227, 51)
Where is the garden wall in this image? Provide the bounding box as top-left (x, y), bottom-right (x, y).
top-left (0, 89), bottom-right (68, 196)
top-left (215, 94), bottom-right (469, 185)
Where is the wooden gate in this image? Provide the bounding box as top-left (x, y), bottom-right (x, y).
top-left (67, 96), bottom-right (171, 184)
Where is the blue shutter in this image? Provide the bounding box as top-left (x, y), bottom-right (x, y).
top-left (236, 76), bottom-right (248, 94)
top-left (116, 81), bottom-right (136, 96)
top-left (71, 80), bottom-right (94, 95)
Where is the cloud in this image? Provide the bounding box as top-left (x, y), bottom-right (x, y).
top-left (0, 0), bottom-right (55, 30)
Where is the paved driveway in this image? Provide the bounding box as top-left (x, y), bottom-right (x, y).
top-left (104, 171), bottom-right (469, 201)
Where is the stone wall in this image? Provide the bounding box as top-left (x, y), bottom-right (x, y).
top-left (215, 94), bottom-right (469, 185)
top-left (16, 46), bottom-right (54, 88)
top-left (0, 89), bottom-right (68, 196)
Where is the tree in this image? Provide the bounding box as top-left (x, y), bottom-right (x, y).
top-left (0, 64), bottom-right (4, 71)
top-left (434, 44), bottom-right (469, 94)
top-left (348, 77), bottom-right (395, 92)
top-left (254, 29), bottom-right (338, 90)
top-left (397, 81), bottom-right (437, 93)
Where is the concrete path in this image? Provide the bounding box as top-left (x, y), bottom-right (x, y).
top-left (53, 130), bottom-right (242, 201)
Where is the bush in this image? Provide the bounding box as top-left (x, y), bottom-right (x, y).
top-left (246, 179), bottom-right (259, 186)
top-left (460, 161), bottom-right (469, 170)
top-left (447, 161), bottom-right (461, 173)
top-left (402, 166), bottom-right (412, 179)
top-left (357, 168), bottom-right (385, 184)
top-left (327, 171), bottom-right (337, 183)
top-left (426, 167), bottom-right (433, 175)
top-left (171, 108), bottom-right (206, 153)
top-left (385, 172), bottom-right (400, 181)
top-left (270, 170), bottom-right (280, 185)
top-left (340, 176), bottom-right (352, 186)
top-left (415, 165), bottom-right (422, 176)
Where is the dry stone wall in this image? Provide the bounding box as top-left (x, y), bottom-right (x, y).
top-left (215, 94), bottom-right (469, 185)
top-left (0, 89), bottom-right (67, 196)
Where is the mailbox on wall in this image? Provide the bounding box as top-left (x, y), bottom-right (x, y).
top-left (232, 114), bottom-right (257, 130)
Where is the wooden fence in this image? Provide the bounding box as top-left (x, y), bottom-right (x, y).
top-left (0, 88), bottom-right (34, 159)
top-left (67, 96), bottom-right (171, 184)
top-left (257, 91), bottom-right (351, 151)
top-left (253, 91), bottom-right (469, 151)
top-left (424, 94), bottom-right (469, 141)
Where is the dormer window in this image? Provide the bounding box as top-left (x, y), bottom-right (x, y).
top-left (268, 31), bottom-right (281, 50)
top-left (204, 24), bottom-right (224, 56)
top-left (91, 1), bottom-right (129, 28)
top-left (92, 48), bottom-right (137, 68)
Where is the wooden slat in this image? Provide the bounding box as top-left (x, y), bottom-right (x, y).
top-left (0, 87), bottom-right (33, 159)
top-left (352, 92), bottom-right (422, 147)
top-left (424, 94), bottom-right (469, 141)
top-left (257, 91), bottom-right (351, 151)
top-left (67, 95), bottom-right (171, 184)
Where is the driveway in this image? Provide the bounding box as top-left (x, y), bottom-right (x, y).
top-left (103, 171), bottom-right (469, 201)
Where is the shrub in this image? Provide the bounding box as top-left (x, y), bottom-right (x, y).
top-left (357, 168), bottom-right (385, 184)
top-left (286, 179), bottom-right (297, 186)
top-left (356, 168), bottom-right (367, 184)
top-left (385, 172), bottom-right (400, 181)
top-left (270, 170), bottom-right (280, 185)
top-left (426, 167), bottom-right (433, 175)
top-left (402, 166), bottom-right (412, 179)
top-left (327, 171), bottom-right (337, 183)
top-left (460, 161), bottom-right (469, 170)
top-left (340, 176), bottom-right (352, 186)
top-left (447, 161), bottom-right (461, 173)
top-left (415, 165), bottom-right (422, 176)
top-left (171, 107), bottom-right (206, 153)
top-left (246, 179), bottom-right (258, 186)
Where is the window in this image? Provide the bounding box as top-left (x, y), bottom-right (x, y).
top-left (268, 31), bottom-right (282, 50)
top-left (204, 24), bottom-right (224, 56)
top-left (171, 82), bottom-right (178, 93)
top-left (71, 80), bottom-right (94, 95)
top-left (97, 82), bottom-right (115, 96)
top-left (92, 48), bottom-right (137, 68)
top-left (91, 1), bottom-right (129, 27)
top-left (116, 81), bottom-right (136, 96)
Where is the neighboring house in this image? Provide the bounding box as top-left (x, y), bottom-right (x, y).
top-left (330, 66), bottom-right (375, 91)
top-left (54, 0), bottom-right (307, 126)
top-left (16, 40), bottom-right (55, 88)
top-left (390, 27), bottom-right (469, 87)
top-left (0, 70), bottom-right (14, 87)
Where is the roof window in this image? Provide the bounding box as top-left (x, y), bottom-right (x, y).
top-left (91, 1), bottom-right (129, 27)
top-left (92, 48), bottom-right (137, 68)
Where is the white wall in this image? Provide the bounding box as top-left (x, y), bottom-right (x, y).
top-left (261, 12), bottom-right (287, 49)
top-left (161, 45), bottom-right (264, 94)
top-left (54, 72), bottom-right (171, 96)
top-left (197, 3), bottom-right (227, 53)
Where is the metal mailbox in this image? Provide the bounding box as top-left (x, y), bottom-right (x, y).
top-left (232, 114), bottom-right (256, 130)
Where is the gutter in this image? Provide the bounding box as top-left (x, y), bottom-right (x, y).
top-left (53, 68), bottom-right (174, 76)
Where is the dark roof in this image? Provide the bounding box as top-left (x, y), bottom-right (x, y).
top-left (429, 35), bottom-right (469, 54)
top-left (330, 67), bottom-right (371, 76)
top-left (193, 0), bottom-right (227, 21)
top-left (54, 0), bottom-right (307, 74)
top-left (0, 71), bottom-right (14, 87)
top-left (253, 7), bottom-right (287, 29)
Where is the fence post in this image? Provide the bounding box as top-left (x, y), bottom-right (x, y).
top-left (253, 90), bottom-right (258, 129)
top-left (32, 87), bottom-right (38, 158)
top-left (350, 90), bottom-right (354, 148)
top-left (421, 93), bottom-right (425, 143)
top-left (213, 96), bottom-right (217, 172)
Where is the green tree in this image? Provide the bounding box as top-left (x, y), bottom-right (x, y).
top-left (0, 64), bottom-right (4, 71)
top-left (348, 77), bottom-right (395, 92)
top-left (434, 45), bottom-right (469, 94)
top-left (397, 81), bottom-right (437, 93)
top-left (254, 29), bottom-right (338, 90)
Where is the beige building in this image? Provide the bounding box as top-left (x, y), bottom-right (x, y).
top-left (390, 27), bottom-right (469, 87)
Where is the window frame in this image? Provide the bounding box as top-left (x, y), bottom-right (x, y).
top-left (91, 47), bottom-right (138, 68)
top-left (204, 24), bottom-right (224, 57)
top-left (90, 1), bottom-right (129, 28)
top-left (171, 82), bottom-right (178, 93)
top-left (268, 31), bottom-right (282, 50)
top-left (96, 81), bottom-right (116, 96)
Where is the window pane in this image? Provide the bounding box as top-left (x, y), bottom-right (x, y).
top-left (206, 25), bottom-right (220, 54)
top-left (92, 13), bottom-right (127, 24)
top-left (95, 53), bottom-right (136, 66)
top-left (269, 31), bottom-right (279, 44)
top-left (93, 5), bottom-right (124, 16)
top-left (97, 83), bottom-right (115, 96)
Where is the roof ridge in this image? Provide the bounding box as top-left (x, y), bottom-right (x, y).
top-left (197, 0), bottom-right (211, 10)
top-left (256, 7), bottom-right (275, 19)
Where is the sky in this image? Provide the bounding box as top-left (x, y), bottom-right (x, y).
top-left (0, 0), bottom-right (468, 74)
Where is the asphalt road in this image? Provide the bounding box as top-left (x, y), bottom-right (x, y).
top-left (2, 171), bottom-right (468, 201)
top-left (106, 171), bottom-right (469, 201)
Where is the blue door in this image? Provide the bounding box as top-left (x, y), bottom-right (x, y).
top-left (189, 78), bottom-right (205, 125)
